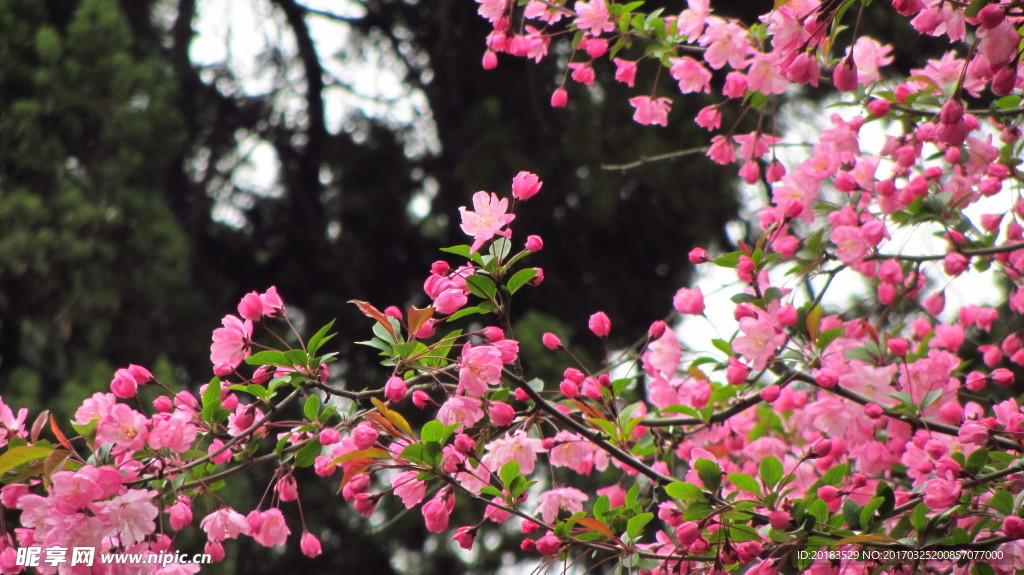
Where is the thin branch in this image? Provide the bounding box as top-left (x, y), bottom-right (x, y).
top-left (602, 147), bottom-right (709, 172)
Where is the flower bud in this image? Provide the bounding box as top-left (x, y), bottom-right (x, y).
top-left (550, 88), bottom-right (568, 108)
top-left (512, 171), bottom-right (543, 201)
top-left (525, 235), bottom-right (544, 252)
top-left (542, 332), bottom-right (562, 350)
top-left (588, 311), bottom-right (611, 337)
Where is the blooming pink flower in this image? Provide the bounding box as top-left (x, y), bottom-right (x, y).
top-left (644, 328), bottom-right (681, 379)
top-left (96, 403), bottom-right (149, 453)
top-left (94, 489), bottom-right (159, 545)
top-left (629, 96), bottom-right (672, 127)
top-left (391, 470), bottom-right (427, 508)
top-left (669, 57), bottom-right (712, 94)
top-left (483, 429), bottom-right (547, 474)
top-left (536, 487), bottom-right (588, 523)
top-left (248, 508), bottom-right (290, 547)
top-left (613, 58), bottom-right (637, 87)
top-left (677, 0), bottom-right (710, 38)
top-left (573, 0), bottom-right (615, 36)
top-left (458, 343), bottom-right (504, 397)
top-left (200, 508), bottom-right (250, 542)
top-left (210, 314), bottom-right (253, 372)
top-left (148, 411), bottom-right (198, 453)
top-left (733, 315), bottom-right (786, 371)
top-left (438, 395), bottom-right (485, 430)
top-left (706, 135), bottom-right (736, 165)
top-left (458, 191), bottom-right (516, 253)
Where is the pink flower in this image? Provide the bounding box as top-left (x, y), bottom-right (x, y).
top-left (392, 470), bottom-right (427, 508)
top-left (677, 0), bottom-right (710, 38)
top-left (248, 508), bottom-right (290, 547)
top-left (458, 343), bottom-right (504, 397)
top-left (110, 368), bottom-right (138, 399)
top-left (259, 286), bottom-right (285, 317)
top-left (922, 478), bottom-right (961, 510)
top-left (488, 401), bottom-right (516, 426)
top-left (512, 171), bottom-right (543, 201)
top-left (733, 315), bottom-right (786, 371)
top-left (629, 96), bottom-right (672, 126)
top-left (94, 489), bottom-right (160, 545)
top-left (300, 531), bottom-right (323, 557)
top-left (169, 496), bottom-right (193, 531)
top-left (437, 395), bottom-right (485, 429)
top-left (613, 58), bottom-right (637, 87)
top-left (830, 226), bottom-right (870, 265)
top-left (573, 0), bottom-right (615, 36)
top-left (569, 62), bottom-right (595, 86)
top-left (536, 487), bottom-right (588, 523)
top-left (550, 88), bottom-right (568, 108)
top-left (695, 105), bottom-right (721, 130)
top-left (96, 403), bottom-right (149, 453)
top-left (422, 492), bottom-right (454, 532)
top-left (769, 510), bottom-right (793, 530)
top-left (237, 292), bottom-right (264, 321)
top-left (210, 314), bottom-right (253, 372)
top-left (588, 311), bottom-right (611, 337)
top-left (672, 286), bottom-right (704, 315)
top-left (148, 411), bottom-right (198, 453)
top-left (453, 526), bottom-right (477, 550)
top-left (459, 191), bottom-right (516, 253)
top-left (200, 508), bottom-right (250, 542)
top-left (706, 135), bottom-right (736, 165)
top-left (542, 332), bottom-right (562, 349)
top-left (483, 429), bottom-right (547, 474)
top-left (644, 328), bottom-right (681, 379)
top-left (535, 533), bottom-right (563, 555)
top-left (669, 57), bottom-right (712, 94)
top-left (385, 376), bottom-right (407, 402)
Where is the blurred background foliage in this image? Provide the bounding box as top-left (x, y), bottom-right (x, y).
top-left (0, 0), bottom-right (928, 572)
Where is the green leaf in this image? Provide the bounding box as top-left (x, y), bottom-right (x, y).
top-left (626, 512), bottom-right (654, 541)
top-left (0, 445), bottom-right (54, 476)
top-left (303, 394), bottom-right (321, 421)
top-left (500, 460), bottom-right (521, 488)
top-left (445, 305), bottom-right (483, 322)
top-left (594, 494), bottom-right (611, 522)
top-left (420, 420), bottom-right (444, 444)
top-left (466, 274), bottom-right (497, 300)
top-left (245, 350), bottom-right (292, 367)
top-left (966, 448), bottom-right (990, 475)
top-left (759, 456), bottom-right (784, 489)
top-left (440, 244), bottom-right (484, 264)
top-left (990, 490), bottom-right (1014, 516)
top-left (694, 458), bottom-right (722, 492)
top-left (294, 441), bottom-right (322, 468)
top-left (201, 378), bottom-right (222, 424)
top-left (506, 268), bottom-right (538, 294)
top-left (228, 384), bottom-right (271, 401)
top-left (728, 472), bottom-right (761, 495)
top-left (665, 481), bottom-right (705, 503)
top-left (714, 252), bottom-right (740, 268)
top-left (307, 319), bottom-right (336, 356)
top-left (843, 498), bottom-right (862, 530)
